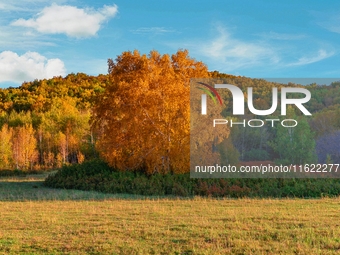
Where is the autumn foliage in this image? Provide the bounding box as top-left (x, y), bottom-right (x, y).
top-left (92, 50), bottom-right (209, 174)
top-left (0, 73), bottom-right (105, 171)
top-left (0, 51), bottom-right (338, 173)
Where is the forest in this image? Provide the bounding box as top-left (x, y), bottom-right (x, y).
top-left (0, 50), bottom-right (339, 173)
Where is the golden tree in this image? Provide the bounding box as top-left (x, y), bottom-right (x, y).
top-left (0, 124), bottom-right (13, 168)
top-left (92, 50), bottom-right (209, 174)
top-left (12, 124), bottom-right (38, 170)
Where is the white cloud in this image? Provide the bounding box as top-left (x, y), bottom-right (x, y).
top-left (196, 26), bottom-right (279, 70)
top-left (0, 1), bottom-right (68, 12)
top-left (179, 26), bottom-right (334, 72)
top-left (327, 24), bottom-right (340, 34)
top-left (0, 26), bottom-right (57, 49)
top-left (313, 11), bottom-right (340, 34)
top-left (11, 4), bottom-right (118, 38)
top-left (287, 49), bottom-right (334, 66)
top-left (131, 27), bottom-right (176, 35)
top-left (259, 32), bottom-right (306, 40)
top-left (0, 3), bottom-right (26, 11)
top-left (0, 51), bottom-right (66, 83)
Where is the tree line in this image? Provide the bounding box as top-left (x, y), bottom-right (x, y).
top-left (0, 50), bottom-right (339, 172)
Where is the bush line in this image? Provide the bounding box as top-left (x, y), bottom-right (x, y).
top-left (44, 160), bottom-right (340, 198)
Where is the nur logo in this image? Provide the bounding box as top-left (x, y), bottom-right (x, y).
top-left (196, 82), bottom-right (223, 115)
top-left (198, 82), bottom-right (311, 116)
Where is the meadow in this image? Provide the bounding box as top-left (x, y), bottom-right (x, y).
top-left (0, 174), bottom-right (340, 254)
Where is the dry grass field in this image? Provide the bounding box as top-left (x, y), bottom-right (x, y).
top-left (0, 174), bottom-right (340, 254)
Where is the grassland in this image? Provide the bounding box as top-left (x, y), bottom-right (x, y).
top-left (0, 175), bottom-right (340, 254)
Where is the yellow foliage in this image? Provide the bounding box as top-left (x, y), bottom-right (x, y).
top-left (93, 50), bottom-right (209, 174)
top-left (12, 124), bottom-right (37, 170)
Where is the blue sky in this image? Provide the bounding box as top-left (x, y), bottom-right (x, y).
top-left (1, 0), bottom-right (340, 87)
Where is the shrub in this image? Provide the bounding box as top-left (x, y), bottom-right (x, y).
top-left (44, 160), bottom-right (340, 198)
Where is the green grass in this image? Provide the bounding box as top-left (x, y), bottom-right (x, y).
top-left (0, 173), bottom-right (157, 201)
top-left (1, 174), bottom-right (340, 254)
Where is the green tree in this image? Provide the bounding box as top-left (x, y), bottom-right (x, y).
top-left (218, 138), bottom-right (240, 165)
top-left (269, 107), bottom-right (317, 165)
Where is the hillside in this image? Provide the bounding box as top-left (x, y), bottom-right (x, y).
top-left (0, 70), bottom-right (339, 171)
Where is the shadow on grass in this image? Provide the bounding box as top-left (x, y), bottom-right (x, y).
top-left (0, 175), bottom-right (166, 201)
